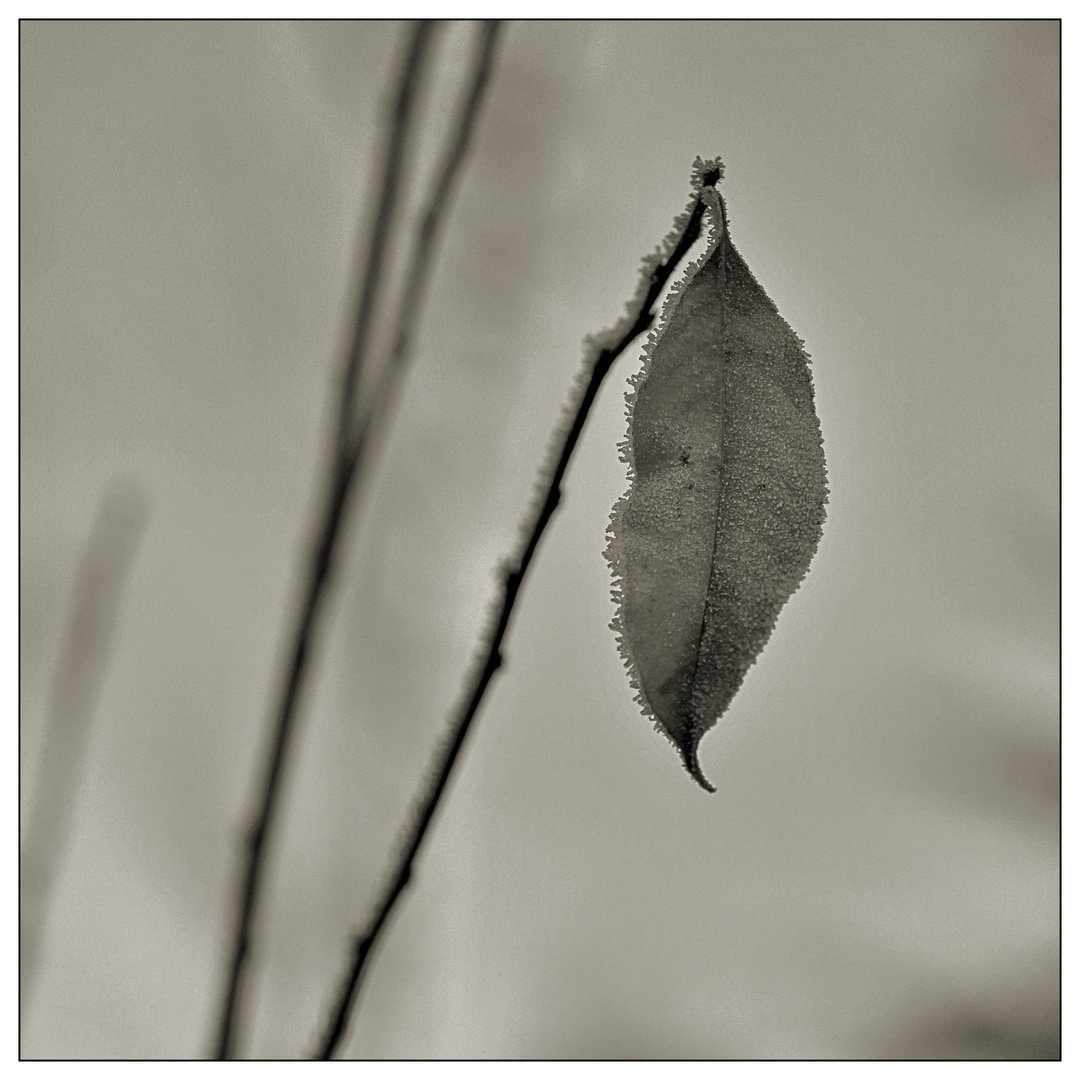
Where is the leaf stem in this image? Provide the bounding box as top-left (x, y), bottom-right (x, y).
top-left (212, 21), bottom-right (435, 1060)
top-left (314, 162), bottom-right (719, 1060)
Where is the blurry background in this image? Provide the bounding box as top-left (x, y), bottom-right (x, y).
top-left (20, 20), bottom-right (1059, 1059)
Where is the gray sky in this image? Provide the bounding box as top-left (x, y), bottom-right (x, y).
top-left (21, 20), bottom-right (1058, 1059)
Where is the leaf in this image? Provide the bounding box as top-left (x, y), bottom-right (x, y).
top-left (606, 182), bottom-right (828, 792)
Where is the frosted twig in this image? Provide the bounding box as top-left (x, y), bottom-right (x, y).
top-left (314, 158), bottom-right (723, 1060)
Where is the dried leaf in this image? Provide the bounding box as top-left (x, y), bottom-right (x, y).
top-left (606, 181), bottom-right (828, 791)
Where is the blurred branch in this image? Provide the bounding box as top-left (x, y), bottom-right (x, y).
top-left (21, 479), bottom-right (149, 1009)
top-left (315, 162), bottom-right (720, 1060)
top-left (336, 23), bottom-right (437, 459)
top-left (349, 21), bottom-right (502, 486)
top-left (212, 21), bottom-right (436, 1060)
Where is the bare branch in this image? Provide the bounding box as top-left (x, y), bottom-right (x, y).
top-left (211, 22), bottom-right (436, 1060)
top-left (314, 160), bottom-right (721, 1060)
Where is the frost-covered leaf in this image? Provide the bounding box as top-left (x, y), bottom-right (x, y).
top-left (606, 179), bottom-right (828, 791)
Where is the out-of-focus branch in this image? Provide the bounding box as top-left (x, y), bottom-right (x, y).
top-left (349, 21), bottom-right (503, 484)
top-left (21, 478), bottom-right (149, 1009)
top-left (212, 22), bottom-right (436, 1060)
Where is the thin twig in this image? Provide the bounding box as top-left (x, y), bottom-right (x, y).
top-left (348, 20), bottom-right (502, 490)
top-left (212, 22), bottom-right (435, 1060)
top-left (336, 22), bottom-right (437, 458)
top-left (314, 163), bottom-right (722, 1060)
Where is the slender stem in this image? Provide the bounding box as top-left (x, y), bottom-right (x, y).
top-left (347, 21), bottom-right (502, 486)
top-left (314, 167), bottom-right (719, 1061)
top-left (337, 22), bottom-right (437, 457)
top-left (212, 22), bottom-right (435, 1060)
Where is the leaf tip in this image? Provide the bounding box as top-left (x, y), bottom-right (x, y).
top-left (681, 742), bottom-right (716, 793)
